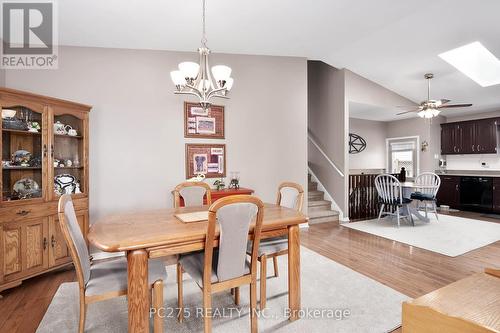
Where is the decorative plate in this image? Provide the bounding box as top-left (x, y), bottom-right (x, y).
top-left (12, 150), bottom-right (32, 165)
top-left (54, 174), bottom-right (77, 194)
top-left (349, 133), bottom-right (367, 154)
top-left (13, 177), bottom-right (40, 199)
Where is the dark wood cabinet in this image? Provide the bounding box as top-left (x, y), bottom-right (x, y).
top-left (436, 175), bottom-right (460, 208)
top-left (440, 118), bottom-right (498, 155)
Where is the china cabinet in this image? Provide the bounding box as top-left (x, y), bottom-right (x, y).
top-left (0, 87), bottom-right (91, 293)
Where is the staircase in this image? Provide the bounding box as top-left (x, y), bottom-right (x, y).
top-left (307, 174), bottom-right (340, 224)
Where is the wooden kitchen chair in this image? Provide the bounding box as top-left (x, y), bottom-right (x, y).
top-left (58, 195), bottom-right (167, 333)
top-left (375, 174), bottom-right (414, 227)
top-left (411, 172), bottom-right (441, 221)
top-left (177, 195), bottom-right (264, 333)
top-left (173, 181), bottom-right (212, 208)
top-left (249, 182), bottom-right (304, 310)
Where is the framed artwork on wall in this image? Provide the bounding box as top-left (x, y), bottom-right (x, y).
top-left (184, 102), bottom-right (225, 139)
top-left (185, 143), bottom-right (226, 179)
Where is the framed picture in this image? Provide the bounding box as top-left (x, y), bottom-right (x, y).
top-left (186, 144), bottom-right (226, 179)
top-left (184, 102), bottom-right (224, 139)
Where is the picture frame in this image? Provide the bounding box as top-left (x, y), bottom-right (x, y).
top-left (185, 143), bottom-right (226, 179)
top-left (184, 102), bottom-right (224, 139)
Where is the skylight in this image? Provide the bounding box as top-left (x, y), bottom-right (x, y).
top-left (439, 41), bottom-right (500, 87)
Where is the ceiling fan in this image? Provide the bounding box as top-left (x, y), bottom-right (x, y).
top-left (396, 73), bottom-right (472, 118)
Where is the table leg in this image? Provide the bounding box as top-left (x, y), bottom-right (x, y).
top-left (128, 249), bottom-right (150, 333)
top-left (288, 225), bottom-right (301, 321)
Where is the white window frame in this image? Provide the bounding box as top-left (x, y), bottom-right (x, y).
top-left (385, 136), bottom-right (420, 180)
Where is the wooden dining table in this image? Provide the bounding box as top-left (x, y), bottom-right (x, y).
top-left (88, 203), bottom-right (308, 333)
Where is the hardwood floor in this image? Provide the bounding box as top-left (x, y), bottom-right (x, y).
top-left (0, 210), bottom-right (498, 332)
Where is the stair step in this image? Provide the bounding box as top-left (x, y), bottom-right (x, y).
top-left (308, 182), bottom-right (318, 191)
top-left (308, 190), bottom-right (324, 200)
top-left (308, 200), bottom-right (331, 212)
top-left (309, 215), bottom-right (340, 225)
top-left (308, 209), bottom-right (340, 225)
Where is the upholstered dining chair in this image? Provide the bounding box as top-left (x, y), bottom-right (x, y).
top-left (248, 182), bottom-right (304, 310)
top-left (177, 195), bottom-right (264, 333)
top-left (375, 174), bottom-right (414, 227)
top-left (173, 181), bottom-right (212, 208)
top-left (58, 195), bottom-right (167, 333)
top-left (411, 172), bottom-right (441, 221)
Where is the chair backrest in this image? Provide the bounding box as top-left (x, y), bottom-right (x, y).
top-left (58, 194), bottom-right (91, 288)
top-left (173, 181), bottom-right (212, 208)
top-left (414, 172), bottom-right (441, 197)
top-left (375, 174), bottom-right (402, 204)
top-left (204, 195), bottom-right (264, 285)
top-left (276, 182), bottom-right (304, 211)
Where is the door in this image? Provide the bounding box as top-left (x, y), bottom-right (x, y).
top-left (441, 124), bottom-right (455, 155)
top-left (48, 106), bottom-right (89, 201)
top-left (0, 218), bottom-right (49, 283)
top-left (0, 100), bottom-right (48, 206)
top-left (436, 176), bottom-right (460, 209)
top-left (476, 119), bottom-right (497, 154)
top-left (460, 122), bottom-right (475, 154)
top-left (48, 211), bottom-right (88, 267)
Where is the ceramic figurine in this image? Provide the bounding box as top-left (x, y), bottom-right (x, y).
top-left (53, 121), bottom-right (67, 135)
top-left (66, 159), bottom-right (73, 167)
top-left (187, 173), bottom-right (206, 182)
top-left (75, 182), bottom-right (82, 194)
top-left (53, 159), bottom-right (59, 167)
top-left (28, 122), bottom-right (41, 132)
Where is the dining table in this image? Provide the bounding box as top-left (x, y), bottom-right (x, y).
top-left (87, 203), bottom-right (308, 333)
top-left (400, 181), bottom-right (437, 222)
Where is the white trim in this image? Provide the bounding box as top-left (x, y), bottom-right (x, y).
top-left (385, 135), bottom-right (420, 178)
top-left (308, 133), bottom-right (345, 177)
top-left (308, 167), bottom-right (348, 223)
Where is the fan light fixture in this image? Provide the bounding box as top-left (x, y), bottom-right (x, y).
top-left (170, 0), bottom-right (233, 110)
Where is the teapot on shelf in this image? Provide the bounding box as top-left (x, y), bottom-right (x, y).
top-left (53, 121), bottom-right (67, 135)
top-left (65, 125), bottom-right (78, 136)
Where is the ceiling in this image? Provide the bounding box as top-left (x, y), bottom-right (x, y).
top-left (59, 0), bottom-right (500, 120)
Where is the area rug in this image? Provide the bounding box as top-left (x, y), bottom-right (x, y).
top-left (344, 214), bottom-right (500, 257)
top-left (36, 247), bottom-right (407, 333)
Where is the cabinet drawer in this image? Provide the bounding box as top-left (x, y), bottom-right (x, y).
top-left (0, 198), bottom-right (88, 223)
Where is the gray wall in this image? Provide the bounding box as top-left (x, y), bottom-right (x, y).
top-left (307, 61), bottom-right (347, 216)
top-left (445, 110), bottom-right (500, 122)
top-left (0, 68), bottom-right (5, 86)
top-left (349, 118), bottom-right (387, 171)
top-left (5, 46), bottom-right (308, 222)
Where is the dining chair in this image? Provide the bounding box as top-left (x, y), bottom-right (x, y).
top-left (375, 174), bottom-right (414, 227)
top-left (173, 181), bottom-right (212, 208)
top-left (177, 195), bottom-right (264, 333)
top-left (411, 172), bottom-right (441, 221)
top-left (248, 182), bottom-right (303, 310)
top-left (58, 194), bottom-right (167, 333)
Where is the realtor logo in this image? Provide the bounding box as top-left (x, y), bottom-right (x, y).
top-left (1, 1), bottom-right (58, 69)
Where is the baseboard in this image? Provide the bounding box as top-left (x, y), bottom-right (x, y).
top-left (308, 167), bottom-right (346, 221)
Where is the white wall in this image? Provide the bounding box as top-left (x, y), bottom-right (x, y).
top-left (5, 46), bottom-right (308, 222)
top-left (349, 117), bottom-right (387, 170)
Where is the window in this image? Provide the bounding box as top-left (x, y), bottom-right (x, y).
top-left (387, 137), bottom-right (419, 179)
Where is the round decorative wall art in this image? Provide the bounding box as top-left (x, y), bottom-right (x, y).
top-left (349, 133), bottom-right (366, 154)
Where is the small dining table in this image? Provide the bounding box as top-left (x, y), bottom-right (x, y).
top-left (88, 203), bottom-right (308, 333)
top-left (400, 181), bottom-right (436, 222)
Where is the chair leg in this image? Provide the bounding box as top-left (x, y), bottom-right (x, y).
top-left (153, 280), bottom-right (164, 333)
top-left (396, 207), bottom-right (400, 227)
top-left (250, 280), bottom-right (258, 333)
top-left (433, 201), bottom-right (439, 221)
top-left (231, 288), bottom-right (235, 295)
top-left (234, 287), bottom-right (240, 306)
top-left (78, 296), bottom-right (86, 333)
top-left (260, 254), bottom-right (267, 310)
top-left (377, 204), bottom-right (385, 221)
top-left (203, 290), bottom-right (212, 333)
top-left (273, 256), bottom-right (279, 278)
top-left (177, 262), bottom-right (184, 323)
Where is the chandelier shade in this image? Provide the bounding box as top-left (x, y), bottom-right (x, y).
top-left (170, 0), bottom-right (233, 110)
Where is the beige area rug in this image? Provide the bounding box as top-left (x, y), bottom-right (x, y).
top-left (344, 214), bottom-right (500, 257)
top-left (37, 247), bottom-right (408, 333)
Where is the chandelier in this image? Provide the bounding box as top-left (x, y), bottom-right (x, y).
top-left (170, 0), bottom-right (233, 110)
top-left (417, 106), bottom-right (440, 119)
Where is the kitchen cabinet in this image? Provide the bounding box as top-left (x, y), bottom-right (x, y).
top-left (436, 175), bottom-right (460, 208)
top-left (493, 178), bottom-right (500, 212)
top-left (440, 118), bottom-right (498, 155)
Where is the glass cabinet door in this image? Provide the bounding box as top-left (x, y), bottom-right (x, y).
top-left (1, 104), bottom-right (46, 203)
top-left (50, 108), bottom-right (87, 200)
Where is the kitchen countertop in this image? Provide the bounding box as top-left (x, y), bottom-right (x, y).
top-left (435, 170), bottom-right (500, 177)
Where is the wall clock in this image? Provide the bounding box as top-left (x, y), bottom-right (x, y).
top-left (349, 133), bottom-right (366, 154)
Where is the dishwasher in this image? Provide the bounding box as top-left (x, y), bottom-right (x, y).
top-left (460, 177), bottom-right (493, 211)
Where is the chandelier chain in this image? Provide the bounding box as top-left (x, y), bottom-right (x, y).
top-left (201, 0), bottom-right (207, 47)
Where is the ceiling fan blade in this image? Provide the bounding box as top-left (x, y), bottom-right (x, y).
top-left (438, 103), bottom-right (473, 109)
top-left (437, 99), bottom-right (451, 106)
top-left (395, 105), bottom-right (418, 108)
top-left (396, 109), bottom-right (419, 115)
